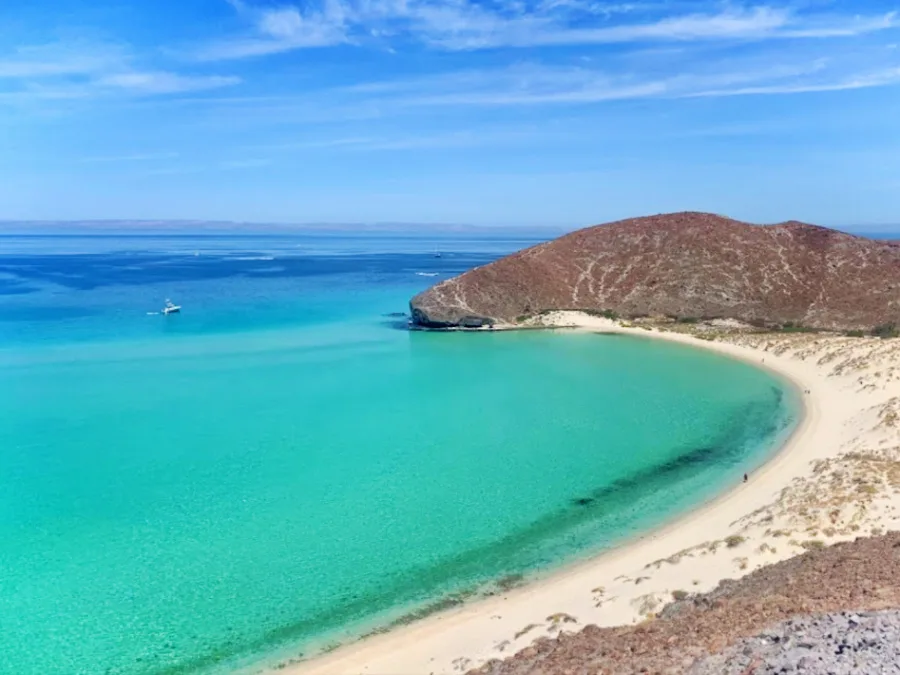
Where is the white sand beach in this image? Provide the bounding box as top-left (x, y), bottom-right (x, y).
top-left (280, 313), bottom-right (900, 675)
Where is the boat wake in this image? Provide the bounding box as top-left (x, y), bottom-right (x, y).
top-left (415, 272), bottom-right (439, 277)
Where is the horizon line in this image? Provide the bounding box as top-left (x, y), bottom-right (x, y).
top-left (0, 218), bottom-right (899, 232)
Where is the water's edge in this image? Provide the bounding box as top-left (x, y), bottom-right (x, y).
top-left (244, 329), bottom-right (804, 675)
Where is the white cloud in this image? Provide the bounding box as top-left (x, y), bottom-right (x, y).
top-left (258, 8), bottom-right (308, 38)
top-left (782, 11), bottom-right (898, 38)
top-left (422, 6), bottom-right (790, 50)
top-left (309, 54), bottom-right (900, 109)
top-left (535, 1), bottom-right (655, 17)
top-left (688, 66), bottom-right (900, 97)
top-left (197, 1), bottom-right (349, 59)
top-left (196, 1), bottom-right (900, 59)
top-left (0, 43), bottom-right (126, 78)
top-left (165, 44), bottom-right (900, 134)
top-left (97, 71), bottom-right (240, 94)
top-left (0, 42), bottom-right (241, 103)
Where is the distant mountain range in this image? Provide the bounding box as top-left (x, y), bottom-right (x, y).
top-left (0, 219), bottom-right (896, 239)
top-left (0, 220), bottom-right (568, 237)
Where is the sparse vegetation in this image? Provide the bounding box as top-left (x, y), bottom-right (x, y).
top-left (513, 623), bottom-right (541, 640)
top-left (704, 540), bottom-right (722, 554)
top-left (775, 321), bottom-right (817, 334)
top-left (871, 323), bottom-right (899, 339)
top-left (646, 550), bottom-right (689, 569)
top-left (632, 593), bottom-right (661, 615)
top-left (671, 589), bottom-right (689, 601)
top-left (801, 540), bottom-right (826, 551)
top-left (583, 308), bottom-right (620, 320)
top-left (844, 329), bottom-right (866, 338)
top-left (725, 535), bottom-right (746, 548)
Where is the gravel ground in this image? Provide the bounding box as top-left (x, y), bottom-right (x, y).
top-left (689, 610), bottom-right (900, 675)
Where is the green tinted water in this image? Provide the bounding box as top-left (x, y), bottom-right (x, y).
top-left (0, 324), bottom-right (797, 674)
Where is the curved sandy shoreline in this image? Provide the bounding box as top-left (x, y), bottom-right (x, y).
top-left (269, 314), bottom-right (890, 675)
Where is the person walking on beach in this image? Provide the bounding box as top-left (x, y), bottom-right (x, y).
top-left (743, 473), bottom-right (748, 483)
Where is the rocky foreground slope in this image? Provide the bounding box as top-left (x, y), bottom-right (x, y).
top-left (689, 610), bottom-right (900, 674)
top-left (471, 532), bottom-right (900, 675)
top-left (411, 213), bottom-right (900, 330)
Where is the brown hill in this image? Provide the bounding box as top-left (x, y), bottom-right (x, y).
top-left (410, 212), bottom-right (900, 331)
top-left (471, 532), bottom-right (900, 675)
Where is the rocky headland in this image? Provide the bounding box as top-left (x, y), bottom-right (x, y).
top-left (290, 217), bottom-right (900, 675)
top-left (410, 212), bottom-right (900, 331)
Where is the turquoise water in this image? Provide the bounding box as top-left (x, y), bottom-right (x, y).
top-left (0, 232), bottom-right (798, 674)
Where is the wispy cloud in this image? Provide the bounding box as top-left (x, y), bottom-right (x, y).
top-left (95, 72), bottom-right (240, 94)
top-left (253, 126), bottom-right (553, 152)
top-left (196, 0), bottom-right (349, 59)
top-left (427, 6), bottom-right (792, 50)
top-left (392, 60), bottom-right (900, 106)
top-left (782, 10), bottom-right (898, 39)
top-left (689, 66), bottom-right (900, 97)
top-left (0, 43), bottom-right (125, 78)
top-left (196, 1), bottom-right (900, 59)
top-left (301, 55), bottom-right (831, 108)
top-left (0, 42), bottom-right (240, 103)
top-left (204, 48), bottom-right (900, 118)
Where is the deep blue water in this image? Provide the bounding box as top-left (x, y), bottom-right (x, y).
top-left (0, 232), bottom-right (545, 347)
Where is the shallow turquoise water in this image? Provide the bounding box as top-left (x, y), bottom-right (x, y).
top-left (0, 233), bottom-right (799, 674)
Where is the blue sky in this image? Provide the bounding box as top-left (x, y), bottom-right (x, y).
top-left (1, 0), bottom-right (899, 227)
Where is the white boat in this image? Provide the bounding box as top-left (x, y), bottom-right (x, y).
top-left (162, 299), bottom-right (181, 315)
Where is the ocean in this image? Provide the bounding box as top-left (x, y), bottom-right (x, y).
top-left (0, 230), bottom-right (799, 674)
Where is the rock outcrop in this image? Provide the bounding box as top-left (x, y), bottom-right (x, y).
top-left (472, 532), bottom-right (900, 675)
top-left (410, 212), bottom-right (900, 331)
top-left (689, 610), bottom-right (900, 674)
